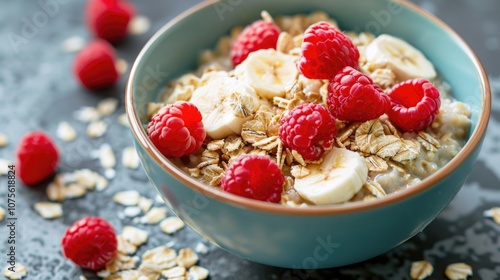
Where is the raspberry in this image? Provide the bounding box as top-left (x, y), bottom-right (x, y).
top-left (279, 103), bottom-right (337, 161)
top-left (16, 131), bottom-right (59, 186)
top-left (386, 78), bottom-right (441, 132)
top-left (327, 66), bottom-right (389, 122)
top-left (61, 217), bottom-right (117, 270)
top-left (221, 155), bottom-right (284, 203)
top-left (73, 40), bottom-right (119, 90)
top-left (148, 101), bottom-right (206, 158)
top-left (85, 0), bottom-right (136, 43)
top-left (230, 19), bottom-right (280, 66)
top-left (297, 21), bottom-right (359, 80)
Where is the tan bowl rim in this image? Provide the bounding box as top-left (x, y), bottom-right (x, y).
top-left (125, 0), bottom-right (491, 216)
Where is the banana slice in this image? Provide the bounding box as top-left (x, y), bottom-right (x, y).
top-left (189, 76), bottom-right (260, 139)
top-left (294, 148), bottom-right (368, 205)
top-left (364, 34), bottom-right (437, 81)
top-left (235, 49), bottom-right (299, 99)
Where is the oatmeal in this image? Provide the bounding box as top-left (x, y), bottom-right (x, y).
top-left (147, 11), bottom-right (471, 206)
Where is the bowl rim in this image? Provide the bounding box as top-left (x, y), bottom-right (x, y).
top-left (125, 0), bottom-right (491, 216)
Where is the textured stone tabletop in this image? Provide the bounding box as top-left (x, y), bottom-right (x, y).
top-left (0, 0), bottom-right (499, 279)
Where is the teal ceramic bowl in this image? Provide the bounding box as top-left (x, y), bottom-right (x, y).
top-left (125, 0), bottom-right (491, 268)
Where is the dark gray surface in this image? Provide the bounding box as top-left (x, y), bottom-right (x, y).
top-left (0, 0), bottom-right (499, 279)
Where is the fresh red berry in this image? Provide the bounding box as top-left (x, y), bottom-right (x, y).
top-left (85, 0), bottom-right (136, 43)
top-left (61, 217), bottom-right (117, 271)
top-left (221, 155), bottom-right (284, 203)
top-left (148, 101), bottom-right (206, 158)
top-left (386, 78), bottom-right (441, 132)
top-left (297, 21), bottom-right (359, 80)
top-left (73, 40), bottom-right (119, 90)
top-left (327, 66), bottom-right (389, 122)
top-left (279, 103), bottom-right (337, 161)
top-left (16, 131), bottom-right (59, 186)
top-left (230, 19), bottom-right (280, 66)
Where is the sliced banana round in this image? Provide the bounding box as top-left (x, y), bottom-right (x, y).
top-left (234, 49), bottom-right (299, 100)
top-left (294, 148), bottom-right (368, 205)
top-left (189, 76), bottom-right (260, 139)
top-left (364, 34), bottom-right (437, 81)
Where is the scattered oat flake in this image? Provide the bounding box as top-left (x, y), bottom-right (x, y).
top-left (0, 206), bottom-right (5, 222)
top-left (140, 207), bottom-right (168, 224)
top-left (34, 202), bottom-right (63, 219)
top-left (122, 226), bottom-right (148, 246)
top-left (79, 276), bottom-right (87, 280)
top-left (142, 246), bottom-right (177, 270)
top-left (138, 262), bottom-right (161, 280)
top-left (104, 270), bottom-right (140, 280)
top-left (115, 59), bottom-right (128, 75)
top-left (103, 253), bottom-right (138, 275)
top-left (123, 206), bottom-right (142, 218)
top-left (483, 207), bottom-right (500, 224)
top-left (118, 113), bottom-right (129, 126)
top-left (0, 159), bottom-right (12, 175)
top-left (410, 260), bottom-right (433, 280)
top-left (162, 266), bottom-right (186, 278)
top-left (74, 106), bottom-right (100, 123)
top-left (97, 97), bottom-right (119, 117)
top-left (46, 180), bottom-right (65, 201)
top-left (61, 36), bottom-right (86, 53)
top-left (64, 183), bottom-right (87, 199)
top-left (56, 121), bottom-right (77, 142)
top-left (194, 242), bottom-right (208, 255)
top-left (445, 263), bottom-right (472, 280)
top-left (128, 15), bottom-right (151, 35)
top-left (96, 175), bottom-right (109, 191)
top-left (74, 169), bottom-right (99, 190)
top-left (117, 235), bottom-right (138, 255)
top-left (105, 168), bottom-right (117, 179)
top-left (99, 144), bottom-right (116, 169)
top-left (160, 217), bottom-right (185, 234)
top-left (138, 197), bottom-right (153, 213)
top-left (3, 263), bottom-right (27, 279)
top-left (0, 133), bottom-right (9, 147)
top-left (189, 266), bottom-right (209, 280)
top-left (176, 248), bottom-right (199, 268)
top-left (114, 190), bottom-right (141, 206)
top-left (87, 121), bottom-right (107, 138)
top-left (122, 146), bottom-right (140, 169)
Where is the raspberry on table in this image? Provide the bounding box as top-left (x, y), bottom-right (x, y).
top-left (148, 101), bottom-right (206, 158)
top-left (73, 40), bottom-right (119, 90)
top-left (279, 103), bottom-right (337, 161)
top-left (61, 217), bottom-right (117, 271)
top-left (230, 19), bottom-right (280, 66)
top-left (16, 131), bottom-right (59, 186)
top-left (221, 155), bottom-right (285, 203)
top-left (327, 66), bottom-right (390, 122)
top-left (297, 21), bottom-right (359, 80)
top-left (386, 78), bottom-right (441, 132)
top-left (85, 0), bottom-right (136, 43)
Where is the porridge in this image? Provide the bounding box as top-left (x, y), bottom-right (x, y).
top-left (146, 11), bottom-right (471, 206)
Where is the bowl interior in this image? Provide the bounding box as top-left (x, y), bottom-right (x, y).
top-left (128, 0), bottom-right (489, 210)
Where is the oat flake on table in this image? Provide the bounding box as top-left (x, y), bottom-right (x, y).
top-left (97, 97), bottom-right (119, 117)
top-left (87, 120), bottom-right (107, 138)
top-left (410, 260), bottom-right (433, 280)
top-left (2, 263), bottom-right (27, 279)
top-left (61, 36), bottom-right (86, 53)
top-left (445, 263), bottom-right (473, 280)
top-left (483, 207), bottom-right (500, 224)
top-left (0, 133), bottom-right (9, 147)
top-left (56, 121), bottom-right (77, 142)
top-left (0, 206), bottom-right (5, 222)
top-left (160, 216), bottom-right (185, 234)
top-left (0, 158), bottom-right (12, 175)
top-left (122, 226), bottom-right (149, 246)
top-left (128, 15), bottom-right (151, 35)
top-left (74, 106), bottom-right (100, 123)
top-left (139, 207), bottom-right (168, 224)
top-left (176, 248), bottom-right (199, 268)
top-left (114, 190), bottom-right (141, 206)
top-left (122, 146), bottom-right (140, 169)
top-left (34, 202), bottom-right (63, 219)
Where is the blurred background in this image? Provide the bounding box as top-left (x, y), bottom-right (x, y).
top-left (0, 0), bottom-right (499, 279)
